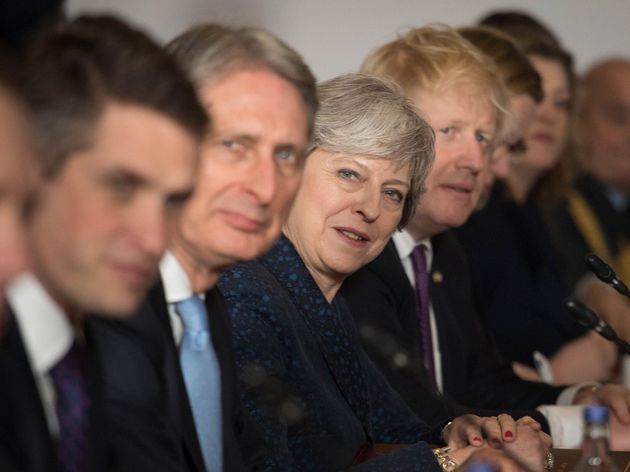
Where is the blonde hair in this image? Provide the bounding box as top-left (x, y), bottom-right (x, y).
top-left (361, 25), bottom-right (510, 146)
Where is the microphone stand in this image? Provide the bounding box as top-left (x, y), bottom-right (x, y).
top-left (585, 253), bottom-right (630, 300)
top-left (563, 298), bottom-right (630, 355)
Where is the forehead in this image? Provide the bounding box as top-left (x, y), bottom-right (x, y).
top-left (68, 102), bottom-right (197, 179)
top-left (589, 65), bottom-right (630, 105)
top-left (529, 55), bottom-right (569, 91)
top-left (199, 68), bottom-right (308, 143)
top-left (409, 85), bottom-right (495, 130)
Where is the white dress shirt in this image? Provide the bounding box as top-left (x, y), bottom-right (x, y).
top-left (6, 273), bottom-right (75, 436)
top-left (392, 230), bottom-right (586, 447)
top-left (159, 250), bottom-right (204, 346)
top-left (392, 230), bottom-right (444, 392)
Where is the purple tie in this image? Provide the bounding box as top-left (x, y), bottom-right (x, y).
top-left (49, 342), bottom-right (91, 472)
top-left (410, 244), bottom-right (437, 388)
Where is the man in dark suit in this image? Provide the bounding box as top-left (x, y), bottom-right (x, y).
top-left (545, 59), bottom-right (630, 341)
top-left (344, 32), bottom-right (630, 449)
top-left (92, 24), bottom-right (318, 472)
top-left (553, 59), bottom-right (630, 282)
top-left (1, 16), bottom-right (208, 471)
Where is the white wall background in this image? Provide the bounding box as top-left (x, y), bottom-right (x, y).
top-left (66, 0), bottom-right (630, 80)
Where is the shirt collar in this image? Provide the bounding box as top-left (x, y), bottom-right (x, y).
top-left (160, 250), bottom-right (194, 304)
top-left (6, 273), bottom-right (74, 375)
top-left (392, 230), bottom-right (434, 270)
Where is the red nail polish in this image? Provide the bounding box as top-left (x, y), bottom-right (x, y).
top-left (504, 431), bottom-right (513, 439)
top-left (472, 436), bottom-right (482, 443)
top-left (492, 438), bottom-right (501, 447)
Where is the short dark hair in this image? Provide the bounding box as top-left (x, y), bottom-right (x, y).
top-left (458, 26), bottom-right (543, 103)
top-left (24, 15), bottom-right (209, 177)
top-left (480, 11), bottom-right (578, 203)
top-left (479, 11), bottom-right (575, 102)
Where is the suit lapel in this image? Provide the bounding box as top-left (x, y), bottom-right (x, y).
top-left (0, 307), bottom-right (58, 472)
top-left (380, 241), bottom-right (425, 360)
top-left (83, 333), bottom-right (112, 472)
top-left (429, 234), bottom-right (463, 394)
top-left (260, 236), bottom-right (373, 436)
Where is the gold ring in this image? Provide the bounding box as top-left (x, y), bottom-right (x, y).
top-left (545, 450), bottom-right (554, 471)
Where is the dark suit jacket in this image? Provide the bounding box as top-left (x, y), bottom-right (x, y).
top-left (342, 232), bottom-right (563, 428)
top-left (0, 307), bottom-right (111, 472)
top-left (455, 184), bottom-right (586, 365)
top-left (89, 279), bottom-right (267, 472)
top-left (218, 236), bottom-right (442, 472)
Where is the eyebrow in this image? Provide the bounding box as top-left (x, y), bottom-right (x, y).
top-left (215, 132), bottom-right (259, 144)
top-left (383, 178), bottom-right (410, 189)
top-left (102, 168), bottom-right (148, 186)
top-left (334, 156), bottom-right (410, 187)
top-left (213, 131), bottom-right (303, 150)
top-left (167, 187), bottom-right (195, 205)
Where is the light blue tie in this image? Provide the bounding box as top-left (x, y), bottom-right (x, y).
top-left (176, 296), bottom-right (223, 472)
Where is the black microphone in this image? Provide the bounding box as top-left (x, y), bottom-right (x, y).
top-left (585, 253), bottom-right (630, 298)
top-left (563, 298), bottom-right (630, 354)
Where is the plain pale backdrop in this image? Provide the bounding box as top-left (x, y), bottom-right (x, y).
top-left (66, 0), bottom-right (630, 80)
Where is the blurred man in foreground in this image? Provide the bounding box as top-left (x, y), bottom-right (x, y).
top-left (0, 16), bottom-right (207, 471)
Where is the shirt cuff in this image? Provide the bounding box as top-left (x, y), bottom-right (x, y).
top-left (537, 405), bottom-right (584, 448)
top-left (556, 382), bottom-right (601, 405)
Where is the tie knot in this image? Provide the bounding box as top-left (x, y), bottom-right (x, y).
top-left (176, 296), bottom-right (209, 333)
top-left (49, 341), bottom-right (87, 388)
top-left (410, 244), bottom-right (428, 273)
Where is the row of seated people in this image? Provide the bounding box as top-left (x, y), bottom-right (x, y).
top-left (0, 6), bottom-right (628, 472)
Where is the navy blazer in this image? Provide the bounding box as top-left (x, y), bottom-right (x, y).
top-left (218, 236), bottom-right (441, 472)
top-left (0, 307), bottom-right (112, 472)
top-left (455, 184), bottom-right (586, 365)
top-left (89, 280), bottom-right (268, 472)
top-left (342, 233), bottom-right (563, 429)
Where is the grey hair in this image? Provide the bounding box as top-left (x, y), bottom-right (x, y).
top-left (166, 23), bottom-right (318, 139)
top-left (311, 73), bottom-right (435, 229)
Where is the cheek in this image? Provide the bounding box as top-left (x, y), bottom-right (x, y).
top-left (595, 125), bottom-right (624, 148)
top-left (379, 210), bottom-right (402, 236)
top-left (0, 210), bottom-right (28, 279)
top-left (554, 114), bottom-right (569, 140)
top-left (423, 165), bottom-right (442, 191)
top-left (273, 176), bottom-right (302, 216)
top-left (70, 197), bottom-right (123, 243)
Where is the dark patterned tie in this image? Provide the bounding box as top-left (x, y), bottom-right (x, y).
top-left (410, 244), bottom-right (437, 388)
top-left (49, 341), bottom-right (91, 472)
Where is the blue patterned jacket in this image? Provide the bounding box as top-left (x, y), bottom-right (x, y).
top-left (218, 236), bottom-right (442, 471)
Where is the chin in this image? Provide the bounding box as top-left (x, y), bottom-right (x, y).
top-left (94, 295), bottom-right (144, 319)
top-left (218, 242), bottom-right (270, 266)
top-left (438, 209), bottom-right (472, 231)
top-left (328, 257), bottom-right (366, 278)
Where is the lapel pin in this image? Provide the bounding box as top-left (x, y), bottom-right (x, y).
top-left (432, 271), bottom-right (443, 283)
